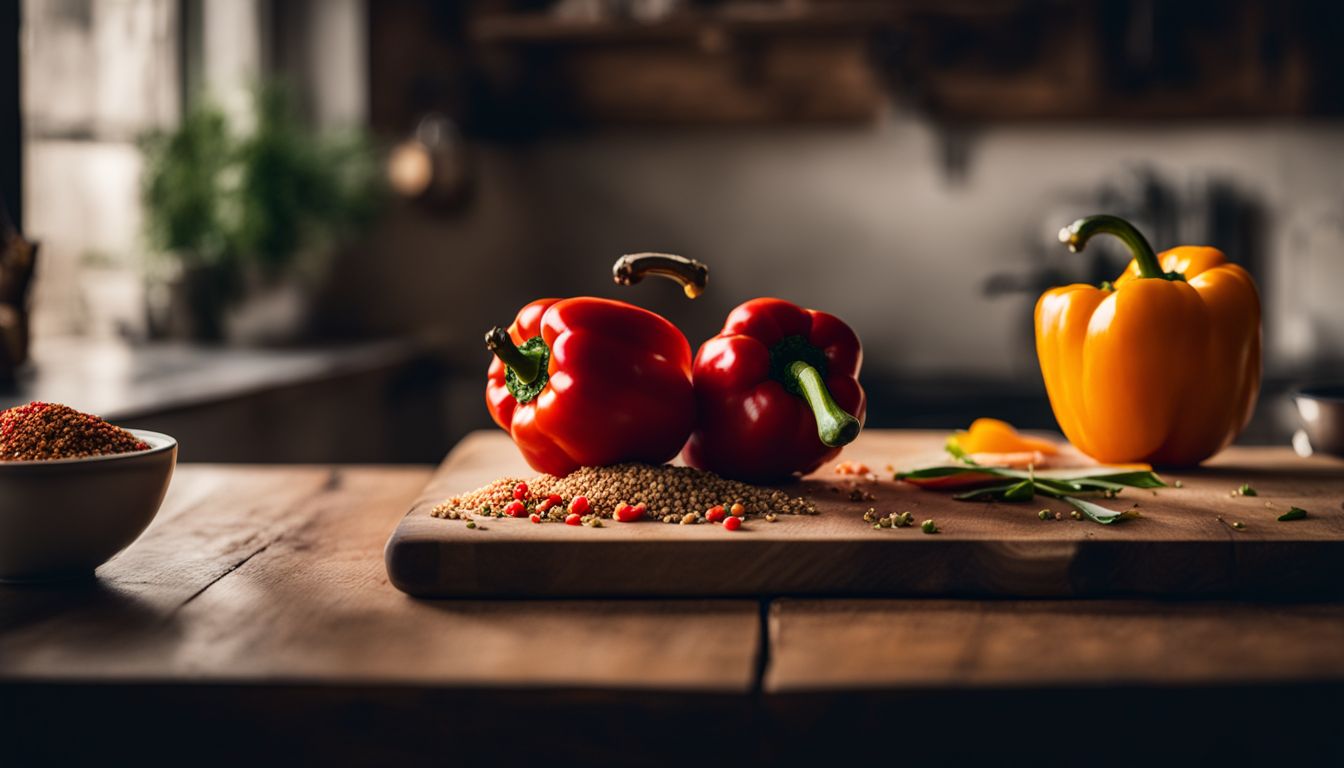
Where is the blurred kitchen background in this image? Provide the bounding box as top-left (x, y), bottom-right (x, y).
top-left (2, 0), bottom-right (1342, 462)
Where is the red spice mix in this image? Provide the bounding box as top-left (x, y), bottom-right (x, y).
top-left (0, 402), bottom-right (149, 461)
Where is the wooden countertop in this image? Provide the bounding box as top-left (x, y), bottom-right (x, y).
top-left (0, 336), bottom-right (434, 420)
top-left (3, 461), bottom-right (1343, 764)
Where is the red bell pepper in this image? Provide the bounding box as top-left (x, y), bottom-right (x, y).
top-left (683, 297), bottom-right (865, 482)
top-left (485, 297), bottom-right (695, 477)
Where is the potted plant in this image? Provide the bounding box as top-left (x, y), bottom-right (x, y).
top-left (141, 84), bottom-right (383, 344)
top-left (140, 103), bottom-right (237, 341)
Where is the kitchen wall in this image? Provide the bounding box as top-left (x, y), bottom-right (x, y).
top-left (338, 114), bottom-right (1344, 393)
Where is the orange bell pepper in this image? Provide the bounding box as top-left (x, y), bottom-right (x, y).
top-left (1035, 215), bottom-right (1261, 466)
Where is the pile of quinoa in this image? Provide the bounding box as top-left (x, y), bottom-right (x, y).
top-left (0, 402), bottom-right (148, 461)
top-left (433, 462), bottom-right (817, 524)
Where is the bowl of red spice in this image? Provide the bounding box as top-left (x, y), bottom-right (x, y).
top-left (0, 402), bottom-right (177, 582)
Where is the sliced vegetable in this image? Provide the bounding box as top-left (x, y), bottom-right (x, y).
top-left (898, 463), bottom-right (1165, 525)
top-left (947, 418), bottom-right (1060, 457)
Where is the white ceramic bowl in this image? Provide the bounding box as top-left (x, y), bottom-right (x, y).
top-left (0, 429), bottom-right (177, 582)
top-left (1295, 386), bottom-right (1344, 458)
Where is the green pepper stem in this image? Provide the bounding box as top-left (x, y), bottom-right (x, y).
top-left (788, 360), bottom-right (860, 447)
top-left (485, 327), bottom-right (541, 384)
top-left (1059, 214), bottom-right (1172, 280)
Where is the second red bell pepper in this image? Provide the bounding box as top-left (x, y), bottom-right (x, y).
top-left (486, 297), bottom-right (696, 477)
top-left (682, 297), bottom-right (866, 482)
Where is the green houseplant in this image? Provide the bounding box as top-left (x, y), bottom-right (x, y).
top-left (141, 84), bottom-right (383, 343)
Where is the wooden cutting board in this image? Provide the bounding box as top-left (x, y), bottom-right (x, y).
top-left (385, 430), bottom-right (1344, 599)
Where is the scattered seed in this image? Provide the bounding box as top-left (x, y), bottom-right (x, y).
top-left (1070, 509), bottom-right (1082, 520)
top-left (848, 487), bottom-right (875, 502)
top-left (1038, 509), bottom-right (1051, 520)
top-left (921, 519), bottom-right (938, 534)
top-left (1173, 480), bottom-right (1183, 488)
top-left (465, 521), bottom-right (477, 529)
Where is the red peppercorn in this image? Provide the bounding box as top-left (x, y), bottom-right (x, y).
top-left (529, 513), bottom-right (542, 524)
top-left (504, 500), bottom-right (526, 517)
top-left (723, 516), bottom-right (743, 531)
top-left (569, 496), bottom-right (590, 515)
top-left (565, 513), bottom-right (582, 526)
top-left (705, 505), bottom-right (727, 523)
top-left (513, 482), bottom-right (530, 501)
top-left (615, 503), bottom-right (645, 523)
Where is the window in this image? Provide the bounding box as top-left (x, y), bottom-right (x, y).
top-left (21, 0), bottom-right (179, 338)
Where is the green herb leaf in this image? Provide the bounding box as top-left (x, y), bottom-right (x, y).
top-left (1064, 495), bottom-right (1140, 525)
top-left (897, 463), bottom-right (1163, 525)
top-left (1278, 506), bottom-right (1307, 522)
top-left (897, 464), bottom-right (1165, 488)
top-left (1237, 483), bottom-right (1258, 497)
top-left (944, 436), bottom-right (978, 465)
top-left (897, 465), bottom-right (1005, 480)
top-left (953, 483), bottom-right (1023, 501)
top-left (1084, 471), bottom-right (1167, 489)
top-left (1003, 479), bottom-right (1036, 502)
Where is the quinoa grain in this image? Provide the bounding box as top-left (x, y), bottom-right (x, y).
top-left (434, 463), bottom-right (818, 524)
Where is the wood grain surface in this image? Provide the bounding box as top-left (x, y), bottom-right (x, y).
top-left (766, 598), bottom-right (1344, 690)
top-left (387, 430), bottom-right (1344, 598)
top-left (0, 465), bottom-right (759, 691)
top-left (760, 598), bottom-right (1344, 766)
top-left (3, 460), bottom-right (1342, 765)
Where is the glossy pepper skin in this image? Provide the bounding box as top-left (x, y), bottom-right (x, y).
top-left (1036, 215), bottom-right (1261, 467)
top-left (486, 297), bottom-right (695, 477)
top-left (683, 297), bottom-right (866, 482)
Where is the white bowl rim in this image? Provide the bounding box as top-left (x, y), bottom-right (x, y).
top-left (0, 428), bottom-right (177, 468)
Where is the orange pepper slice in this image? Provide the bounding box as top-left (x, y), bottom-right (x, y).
top-left (949, 418), bottom-right (1060, 457)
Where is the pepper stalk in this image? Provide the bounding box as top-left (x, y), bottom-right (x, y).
top-left (1058, 214), bottom-right (1186, 283)
top-left (612, 253), bottom-right (709, 298)
top-left (788, 359), bottom-right (861, 447)
top-left (486, 327), bottom-right (550, 403)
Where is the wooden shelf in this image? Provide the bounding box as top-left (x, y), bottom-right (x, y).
top-left (471, 3), bottom-right (901, 45)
